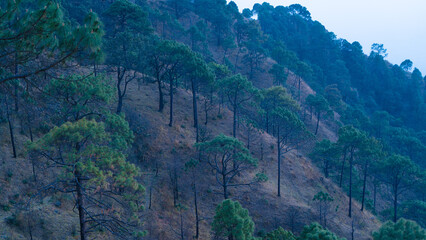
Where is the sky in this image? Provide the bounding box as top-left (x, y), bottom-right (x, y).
top-left (229, 0), bottom-right (426, 74)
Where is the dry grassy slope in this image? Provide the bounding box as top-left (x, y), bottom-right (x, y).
top-left (0, 59), bottom-right (372, 240)
top-left (0, 126), bottom-right (82, 239)
top-left (0, 76), bottom-right (379, 239)
top-left (0, 52), bottom-right (373, 240)
top-left (123, 78), bottom-right (380, 240)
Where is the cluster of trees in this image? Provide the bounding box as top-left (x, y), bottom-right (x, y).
top-left (1, 0), bottom-right (270, 238)
top-left (1, 0), bottom-right (425, 239)
top-left (211, 199), bottom-right (426, 240)
top-left (0, 0), bottom-right (149, 239)
top-left (254, 2), bottom-right (426, 161)
top-left (255, 3), bottom-right (426, 131)
top-left (250, 2), bottom-right (426, 226)
top-left (311, 126), bottom-right (424, 223)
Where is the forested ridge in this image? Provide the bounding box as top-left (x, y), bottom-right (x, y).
top-left (0, 0), bottom-right (425, 239)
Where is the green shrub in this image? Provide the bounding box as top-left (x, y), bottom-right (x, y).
top-left (373, 218), bottom-right (426, 240)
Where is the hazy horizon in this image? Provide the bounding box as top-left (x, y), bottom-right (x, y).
top-left (230, 0), bottom-right (426, 75)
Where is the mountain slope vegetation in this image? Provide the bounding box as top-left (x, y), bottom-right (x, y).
top-left (0, 0), bottom-right (425, 239)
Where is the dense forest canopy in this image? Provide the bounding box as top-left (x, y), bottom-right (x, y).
top-left (0, 0), bottom-right (425, 239)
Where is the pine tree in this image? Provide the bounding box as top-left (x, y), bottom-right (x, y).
top-left (272, 107), bottom-right (312, 197)
top-left (309, 139), bottom-right (340, 178)
top-left (195, 134), bottom-right (263, 199)
top-left (298, 223), bottom-right (345, 240)
top-left (44, 74), bottom-right (114, 123)
top-left (357, 137), bottom-right (382, 211)
top-left (0, 0), bottom-right (103, 85)
top-left (377, 154), bottom-right (421, 222)
top-left (373, 218), bottom-right (426, 240)
top-left (337, 125), bottom-right (368, 217)
top-left (218, 74), bottom-right (259, 137)
top-left (313, 191), bottom-right (334, 228)
top-left (265, 227), bottom-right (296, 240)
top-left (147, 39), bottom-right (193, 120)
top-left (29, 117), bottom-right (144, 239)
top-left (260, 86), bottom-right (299, 134)
top-left (103, 0), bottom-right (152, 113)
top-left (269, 64), bottom-right (288, 86)
top-left (305, 94), bottom-right (331, 135)
top-left (212, 199), bottom-right (256, 240)
top-left (185, 52), bottom-right (214, 142)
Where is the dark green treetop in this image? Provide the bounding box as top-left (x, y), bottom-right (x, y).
top-left (212, 199), bottom-right (256, 240)
top-left (218, 73), bottom-right (259, 137)
top-left (309, 139), bottom-right (340, 178)
top-left (195, 134), bottom-right (262, 199)
top-left (298, 222), bottom-right (345, 240)
top-left (45, 74), bottom-right (114, 122)
top-left (0, 0), bottom-right (103, 84)
top-left (265, 227), bottom-right (296, 240)
top-left (29, 118), bottom-right (144, 238)
top-left (372, 218), bottom-right (426, 240)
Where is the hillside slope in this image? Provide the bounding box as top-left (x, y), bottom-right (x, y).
top-left (0, 77), bottom-right (379, 239)
top-left (123, 79), bottom-right (379, 239)
top-left (0, 1), bottom-right (390, 239)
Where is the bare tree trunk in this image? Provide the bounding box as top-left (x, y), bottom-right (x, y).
top-left (232, 103), bottom-right (237, 138)
top-left (193, 180), bottom-right (199, 239)
top-left (222, 169), bottom-right (228, 199)
top-left (26, 111), bottom-right (33, 142)
top-left (191, 79), bottom-right (199, 142)
top-left (117, 91), bottom-right (123, 114)
top-left (180, 210), bottom-right (184, 240)
top-left (13, 53), bottom-right (19, 113)
top-left (247, 127), bottom-right (250, 150)
top-left (339, 149), bottom-right (347, 187)
top-left (76, 174), bottom-right (86, 240)
top-left (204, 99), bottom-right (209, 125)
top-left (169, 77), bottom-right (174, 127)
top-left (149, 180), bottom-right (154, 210)
top-left (348, 148), bottom-right (354, 218)
top-left (116, 68), bottom-right (124, 114)
top-left (157, 72), bottom-right (164, 112)
top-left (361, 159), bottom-right (368, 211)
top-left (93, 62), bottom-right (97, 77)
top-left (315, 112), bottom-right (320, 135)
top-left (14, 84), bottom-right (19, 112)
top-left (5, 97), bottom-right (17, 158)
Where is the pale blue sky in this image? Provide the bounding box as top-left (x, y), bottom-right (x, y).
top-left (230, 0), bottom-right (426, 74)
